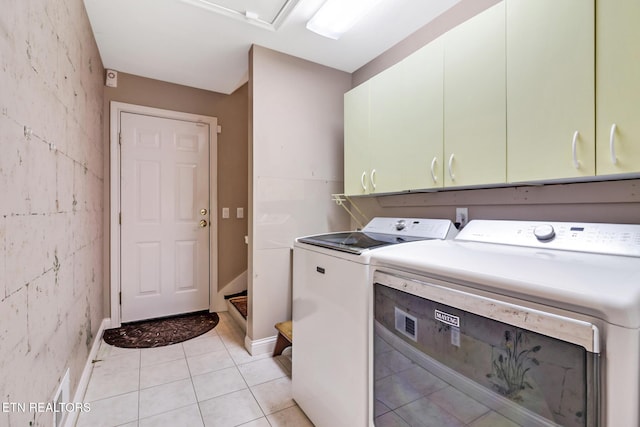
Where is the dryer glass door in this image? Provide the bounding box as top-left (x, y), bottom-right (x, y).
top-left (373, 271), bottom-right (599, 427)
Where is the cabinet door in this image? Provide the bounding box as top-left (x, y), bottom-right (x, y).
top-left (405, 39), bottom-right (445, 190)
top-left (443, 2), bottom-right (506, 187)
top-left (344, 82), bottom-right (370, 196)
top-left (369, 39), bottom-right (444, 193)
top-left (507, 0), bottom-right (595, 182)
top-left (596, 0), bottom-right (640, 175)
top-left (368, 64), bottom-right (406, 194)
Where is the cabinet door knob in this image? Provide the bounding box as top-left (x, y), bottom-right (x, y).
top-left (610, 123), bottom-right (618, 165)
top-left (448, 153), bottom-right (456, 181)
top-left (571, 130), bottom-right (580, 169)
top-left (430, 157), bottom-right (438, 183)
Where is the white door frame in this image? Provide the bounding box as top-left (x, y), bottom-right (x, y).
top-left (110, 101), bottom-right (218, 327)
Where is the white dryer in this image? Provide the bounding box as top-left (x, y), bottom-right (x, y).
top-left (371, 220), bottom-right (640, 427)
top-left (292, 217), bottom-right (457, 427)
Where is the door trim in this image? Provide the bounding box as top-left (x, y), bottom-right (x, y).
top-left (109, 101), bottom-right (218, 327)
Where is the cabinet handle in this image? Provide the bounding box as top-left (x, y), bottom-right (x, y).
top-left (571, 130), bottom-right (580, 169)
top-left (360, 171), bottom-right (367, 191)
top-left (370, 169), bottom-right (377, 191)
top-left (430, 157), bottom-right (438, 183)
top-left (609, 123), bottom-right (618, 165)
top-left (448, 153), bottom-right (455, 181)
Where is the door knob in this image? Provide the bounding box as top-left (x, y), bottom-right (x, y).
top-left (200, 208), bottom-right (208, 215)
top-left (199, 220), bottom-right (208, 228)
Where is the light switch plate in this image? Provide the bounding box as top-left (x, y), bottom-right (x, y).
top-left (222, 207), bottom-right (229, 219)
top-left (236, 207), bottom-right (244, 218)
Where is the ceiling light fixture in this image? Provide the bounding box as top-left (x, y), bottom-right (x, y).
top-left (306, 0), bottom-right (384, 40)
top-left (179, 0), bottom-right (300, 31)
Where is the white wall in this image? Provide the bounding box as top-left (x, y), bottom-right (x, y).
top-left (248, 45), bottom-right (351, 344)
top-left (0, 0), bottom-right (105, 425)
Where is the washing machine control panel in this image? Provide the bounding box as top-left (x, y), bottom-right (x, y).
top-left (363, 217), bottom-right (456, 240)
top-left (533, 224), bottom-right (556, 241)
top-left (456, 220), bottom-right (640, 257)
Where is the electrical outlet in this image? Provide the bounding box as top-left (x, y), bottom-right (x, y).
top-left (455, 207), bottom-right (468, 228)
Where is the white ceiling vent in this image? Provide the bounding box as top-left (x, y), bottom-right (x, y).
top-left (179, 0), bottom-right (300, 30)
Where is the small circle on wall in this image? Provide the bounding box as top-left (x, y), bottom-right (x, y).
top-left (105, 69), bottom-right (118, 88)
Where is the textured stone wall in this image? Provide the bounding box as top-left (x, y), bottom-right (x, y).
top-left (0, 0), bottom-right (104, 425)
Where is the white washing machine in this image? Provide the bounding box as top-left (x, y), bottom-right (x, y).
top-left (292, 217), bottom-right (457, 427)
top-left (370, 220), bottom-right (640, 427)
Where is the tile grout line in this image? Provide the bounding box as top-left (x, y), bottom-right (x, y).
top-left (136, 344), bottom-right (141, 426)
top-left (206, 315), bottom-right (273, 426)
top-left (137, 343), bottom-right (201, 425)
top-left (85, 316), bottom-right (302, 427)
top-left (183, 340), bottom-right (208, 427)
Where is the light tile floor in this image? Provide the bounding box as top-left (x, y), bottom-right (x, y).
top-left (76, 312), bottom-right (314, 427)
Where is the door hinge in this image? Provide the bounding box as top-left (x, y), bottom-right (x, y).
top-left (118, 132), bottom-right (122, 145)
top-left (119, 212), bottom-right (122, 225)
top-left (119, 292), bottom-right (122, 305)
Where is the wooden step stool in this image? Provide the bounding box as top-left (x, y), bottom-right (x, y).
top-left (273, 320), bottom-right (293, 356)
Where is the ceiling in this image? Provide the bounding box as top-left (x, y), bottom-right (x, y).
top-left (84, 0), bottom-right (461, 95)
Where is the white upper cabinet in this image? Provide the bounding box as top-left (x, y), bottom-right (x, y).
top-left (443, 2), bottom-right (506, 187)
top-left (368, 60), bottom-right (408, 194)
top-left (342, 0), bottom-right (640, 196)
top-left (344, 82), bottom-right (371, 195)
top-left (344, 41), bottom-right (444, 196)
top-left (369, 38), bottom-right (444, 192)
top-left (407, 39), bottom-right (445, 190)
top-left (506, 0), bottom-right (595, 182)
top-left (596, 0), bottom-right (640, 175)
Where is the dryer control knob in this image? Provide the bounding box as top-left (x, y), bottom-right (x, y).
top-left (534, 224), bottom-right (555, 242)
top-left (395, 220), bottom-right (406, 231)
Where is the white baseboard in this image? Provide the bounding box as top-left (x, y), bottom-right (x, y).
top-left (65, 318), bottom-right (110, 427)
top-left (244, 334), bottom-right (277, 356)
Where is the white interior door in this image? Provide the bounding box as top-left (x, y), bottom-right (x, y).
top-left (120, 112), bottom-right (211, 322)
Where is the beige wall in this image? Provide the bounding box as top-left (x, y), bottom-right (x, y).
top-left (349, 179), bottom-right (640, 227)
top-left (103, 73), bottom-right (249, 314)
top-left (0, 0), bottom-right (105, 424)
top-left (248, 45), bottom-right (351, 344)
top-left (351, 0), bottom-right (640, 224)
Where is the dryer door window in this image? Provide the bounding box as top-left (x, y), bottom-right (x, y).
top-left (373, 276), bottom-right (599, 427)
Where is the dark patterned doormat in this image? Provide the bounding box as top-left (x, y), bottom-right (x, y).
top-left (103, 311), bottom-right (219, 348)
